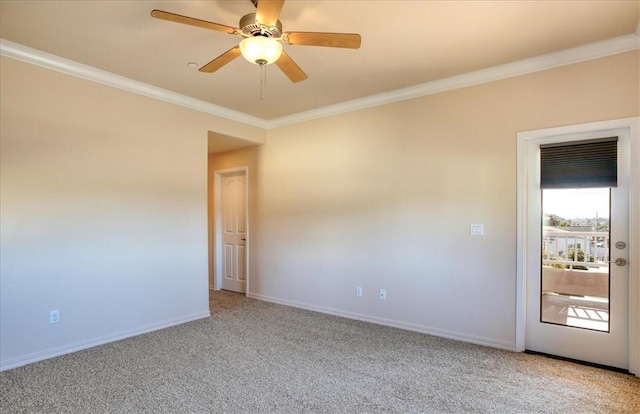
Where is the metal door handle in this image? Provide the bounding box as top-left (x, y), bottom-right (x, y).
top-left (609, 258), bottom-right (627, 266)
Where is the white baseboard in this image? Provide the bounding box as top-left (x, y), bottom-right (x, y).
top-left (0, 311), bottom-right (211, 372)
top-left (249, 293), bottom-right (516, 352)
top-left (2, 294), bottom-right (517, 371)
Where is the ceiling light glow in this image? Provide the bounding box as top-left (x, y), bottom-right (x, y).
top-left (239, 36), bottom-right (282, 66)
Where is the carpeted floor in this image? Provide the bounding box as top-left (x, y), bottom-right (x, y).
top-left (1, 290), bottom-right (639, 413)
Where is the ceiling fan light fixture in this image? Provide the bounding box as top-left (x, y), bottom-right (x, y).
top-left (239, 36), bottom-right (282, 65)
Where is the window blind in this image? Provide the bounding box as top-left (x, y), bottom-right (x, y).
top-left (540, 137), bottom-right (618, 189)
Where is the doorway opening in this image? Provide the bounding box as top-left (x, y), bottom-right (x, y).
top-left (516, 117), bottom-right (639, 375)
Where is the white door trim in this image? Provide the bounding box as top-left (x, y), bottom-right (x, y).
top-left (213, 166), bottom-right (250, 295)
top-left (516, 117), bottom-right (640, 376)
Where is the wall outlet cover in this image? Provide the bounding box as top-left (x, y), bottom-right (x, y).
top-left (49, 310), bottom-right (60, 324)
top-left (470, 224), bottom-right (484, 236)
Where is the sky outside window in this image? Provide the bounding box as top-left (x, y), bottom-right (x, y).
top-left (543, 188), bottom-right (610, 219)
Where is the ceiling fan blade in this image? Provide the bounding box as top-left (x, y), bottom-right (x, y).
top-left (256, 0), bottom-right (285, 27)
top-left (199, 46), bottom-right (242, 73)
top-left (283, 32), bottom-right (361, 49)
top-left (275, 50), bottom-right (307, 83)
top-left (150, 10), bottom-right (238, 35)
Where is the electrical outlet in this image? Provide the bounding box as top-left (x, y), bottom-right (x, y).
top-left (356, 286), bottom-right (363, 297)
top-left (470, 224), bottom-right (484, 236)
top-left (49, 310), bottom-right (60, 324)
top-left (379, 289), bottom-right (387, 300)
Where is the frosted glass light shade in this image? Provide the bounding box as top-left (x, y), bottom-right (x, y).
top-left (239, 36), bottom-right (283, 65)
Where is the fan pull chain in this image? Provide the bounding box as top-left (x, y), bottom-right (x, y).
top-left (259, 62), bottom-right (271, 100)
top-left (260, 64), bottom-right (265, 100)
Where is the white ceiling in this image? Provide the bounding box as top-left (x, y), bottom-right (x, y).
top-left (1, 1), bottom-right (639, 122)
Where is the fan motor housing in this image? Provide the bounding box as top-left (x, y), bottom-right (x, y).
top-left (239, 13), bottom-right (282, 38)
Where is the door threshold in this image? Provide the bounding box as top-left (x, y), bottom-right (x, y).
top-left (524, 350), bottom-right (630, 375)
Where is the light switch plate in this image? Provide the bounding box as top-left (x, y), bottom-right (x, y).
top-left (470, 224), bottom-right (483, 236)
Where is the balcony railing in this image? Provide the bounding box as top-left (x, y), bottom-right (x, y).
top-left (542, 230), bottom-right (609, 269)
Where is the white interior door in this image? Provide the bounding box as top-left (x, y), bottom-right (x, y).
top-left (524, 129), bottom-right (630, 370)
top-left (220, 171), bottom-right (247, 293)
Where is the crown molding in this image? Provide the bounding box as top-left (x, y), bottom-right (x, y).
top-left (2, 31), bottom-right (638, 131)
top-left (267, 32), bottom-right (640, 129)
top-left (0, 39), bottom-right (267, 129)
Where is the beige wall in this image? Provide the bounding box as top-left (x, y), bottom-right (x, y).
top-left (210, 51), bottom-right (639, 349)
top-left (0, 56), bottom-right (264, 369)
top-left (2, 47), bottom-right (638, 368)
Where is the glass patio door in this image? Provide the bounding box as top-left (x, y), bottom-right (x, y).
top-left (525, 134), bottom-right (630, 370)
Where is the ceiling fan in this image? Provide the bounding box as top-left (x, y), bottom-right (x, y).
top-left (151, 0), bottom-right (362, 83)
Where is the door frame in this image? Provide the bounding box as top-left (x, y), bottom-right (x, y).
top-left (213, 166), bottom-right (250, 295)
top-left (516, 117), bottom-right (640, 376)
